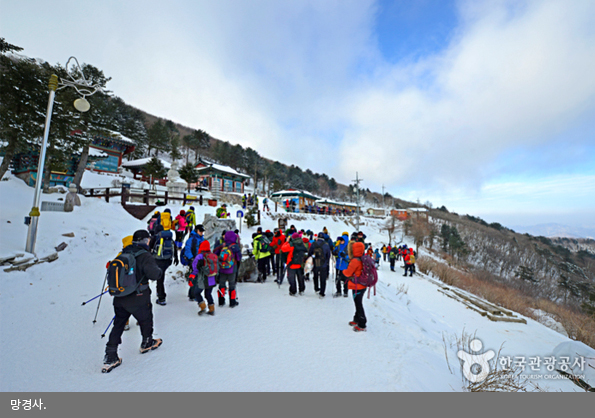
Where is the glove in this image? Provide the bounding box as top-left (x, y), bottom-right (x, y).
top-left (189, 274), bottom-right (196, 279)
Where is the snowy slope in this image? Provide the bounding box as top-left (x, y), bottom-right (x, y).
top-left (1, 174), bottom-right (593, 392)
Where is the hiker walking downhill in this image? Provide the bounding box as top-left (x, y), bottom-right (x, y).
top-left (102, 229), bottom-right (163, 373)
top-left (181, 225), bottom-right (205, 300)
top-left (189, 240), bottom-right (218, 316)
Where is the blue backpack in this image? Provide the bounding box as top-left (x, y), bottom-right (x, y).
top-left (153, 230), bottom-right (174, 260)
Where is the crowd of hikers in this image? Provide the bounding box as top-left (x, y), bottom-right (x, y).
top-left (101, 204), bottom-right (415, 373)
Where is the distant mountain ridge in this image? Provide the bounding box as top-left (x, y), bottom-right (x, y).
top-left (511, 223), bottom-right (595, 239)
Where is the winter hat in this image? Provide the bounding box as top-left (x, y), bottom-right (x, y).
top-left (196, 224), bottom-right (205, 233)
top-left (164, 208), bottom-right (171, 213)
top-left (198, 240), bottom-right (211, 253)
top-left (257, 227), bottom-right (263, 233)
top-left (189, 206), bottom-right (195, 211)
top-left (180, 210), bottom-right (186, 216)
top-left (291, 232), bottom-right (300, 239)
top-left (133, 229), bottom-right (151, 242)
top-left (318, 232), bottom-right (325, 239)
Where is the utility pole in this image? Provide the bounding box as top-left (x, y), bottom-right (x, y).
top-left (352, 172), bottom-right (363, 232)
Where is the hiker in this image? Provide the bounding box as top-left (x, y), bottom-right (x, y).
top-left (343, 241), bottom-right (367, 332)
top-left (389, 246), bottom-right (397, 272)
top-left (216, 203), bottom-right (228, 219)
top-left (264, 229), bottom-right (275, 276)
top-left (147, 211), bottom-right (161, 236)
top-left (174, 210), bottom-right (187, 251)
top-left (381, 245), bottom-right (387, 262)
top-left (102, 229), bottom-right (163, 373)
top-left (214, 230), bottom-right (242, 307)
top-left (404, 248), bottom-right (416, 277)
top-left (182, 224), bottom-right (206, 300)
top-left (189, 240), bottom-right (218, 316)
top-left (281, 232), bottom-right (308, 296)
top-left (308, 232), bottom-right (331, 298)
top-left (185, 206), bottom-right (196, 235)
top-left (271, 228), bottom-right (286, 284)
top-left (374, 248), bottom-right (381, 266)
top-left (263, 196), bottom-right (269, 212)
top-left (333, 233), bottom-right (350, 297)
top-left (253, 227), bottom-right (271, 283)
top-left (149, 210), bottom-right (179, 305)
top-left (242, 194), bottom-right (247, 209)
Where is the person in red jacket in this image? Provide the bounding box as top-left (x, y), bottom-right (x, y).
top-left (343, 241), bottom-right (367, 332)
top-left (281, 233), bottom-right (308, 296)
top-left (271, 228), bottom-right (286, 284)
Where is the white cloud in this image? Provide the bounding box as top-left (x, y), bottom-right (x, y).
top-left (339, 0), bottom-right (595, 192)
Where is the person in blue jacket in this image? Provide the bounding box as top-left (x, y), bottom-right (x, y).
top-left (333, 232), bottom-right (350, 297)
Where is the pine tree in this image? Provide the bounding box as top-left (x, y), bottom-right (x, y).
top-left (179, 163), bottom-right (198, 191)
top-left (143, 157), bottom-right (167, 188)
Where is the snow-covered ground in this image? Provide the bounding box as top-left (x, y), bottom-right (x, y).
top-left (1, 173), bottom-right (593, 392)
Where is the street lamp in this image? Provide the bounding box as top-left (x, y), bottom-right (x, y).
top-left (25, 57), bottom-right (104, 254)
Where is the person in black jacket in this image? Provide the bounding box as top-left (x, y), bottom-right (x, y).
top-left (102, 230), bottom-right (164, 373)
top-left (308, 232), bottom-right (331, 298)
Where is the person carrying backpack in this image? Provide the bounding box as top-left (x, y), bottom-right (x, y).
top-left (214, 230), bottom-right (242, 307)
top-left (389, 247), bottom-right (397, 272)
top-left (374, 248), bottom-right (381, 266)
top-left (182, 225), bottom-right (205, 300)
top-left (404, 248), bottom-right (416, 277)
top-left (147, 211), bottom-right (161, 236)
top-left (381, 245), bottom-right (387, 262)
top-left (185, 206), bottom-right (196, 235)
top-left (102, 229), bottom-right (163, 373)
top-left (174, 210), bottom-right (187, 250)
top-left (271, 228), bottom-right (286, 284)
top-left (242, 194), bottom-right (247, 209)
top-left (281, 232), bottom-right (308, 296)
top-left (343, 241), bottom-right (369, 332)
top-left (253, 228), bottom-right (272, 283)
top-left (149, 211), bottom-right (178, 305)
top-left (308, 232), bottom-right (331, 298)
top-left (333, 233), bottom-right (350, 297)
top-left (189, 240), bottom-right (218, 316)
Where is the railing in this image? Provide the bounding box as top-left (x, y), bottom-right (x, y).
top-left (82, 187), bottom-right (214, 207)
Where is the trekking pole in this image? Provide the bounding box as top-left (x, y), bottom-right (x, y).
top-left (93, 271), bottom-right (109, 324)
top-left (82, 290), bottom-right (109, 306)
top-left (101, 316), bottom-right (115, 338)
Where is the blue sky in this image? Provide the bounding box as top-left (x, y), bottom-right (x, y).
top-left (2, 0), bottom-right (595, 230)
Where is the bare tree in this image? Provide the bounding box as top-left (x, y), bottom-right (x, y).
top-left (381, 216), bottom-right (399, 246)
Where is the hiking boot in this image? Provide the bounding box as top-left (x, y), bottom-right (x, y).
top-left (299, 291), bottom-right (304, 296)
top-left (348, 321), bottom-right (358, 326)
top-left (102, 354), bottom-right (122, 373)
top-left (140, 338), bottom-right (163, 354)
top-left (333, 292), bottom-right (342, 298)
top-left (229, 299), bottom-right (238, 308)
top-left (289, 292), bottom-right (297, 297)
top-left (207, 304), bottom-right (215, 316)
top-left (319, 294), bottom-right (325, 299)
top-left (343, 293), bottom-right (348, 298)
top-left (198, 301), bottom-right (207, 316)
top-left (353, 326), bottom-right (367, 332)
top-left (156, 299), bottom-right (166, 306)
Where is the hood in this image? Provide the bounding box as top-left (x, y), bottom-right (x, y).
top-left (225, 230), bottom-right (237, 245)
top-left (199, 240), bottom-right (211, 253)
top-left (122, 235), bottom-right (133, 249)
top-left (352, 242), bottom-right (365, 257)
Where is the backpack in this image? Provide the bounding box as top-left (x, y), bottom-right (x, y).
top-left (107, 249), bottom-right (147, 297)
top-left (185, 211), bottom-right (194, 225)
top-left (148, 217), bottom-right (160, 234)
top-left (202, 252), bottom-right (219, 277)
top-left (160, 212), bottom-right (172, 230)
top-left (153, 230), bottom-right (174, 260)
top-left (181, 235), bottom-right (199, 266)
top-left (259, 235), bottom-right (272, 253)
top-left (290, 241), bottom-right (306, 266)
top-left (313, 245), bottom-right (324, 267)
top-left (353, 255), bottom-right (378, 288)
top-left (389, 251), bottom-right (396, 260)
top-left (219, 246), bottom-right (235, 270)
top-left (409, 254), bottom-right (416, 264)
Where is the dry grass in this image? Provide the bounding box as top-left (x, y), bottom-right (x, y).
top-left (395, 283), bottom-right (409, 296)
top-left (430, 260), bottom-right (595, 349)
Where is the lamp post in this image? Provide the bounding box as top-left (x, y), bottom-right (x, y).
top-left (25, 57), bottom-right (103, 254)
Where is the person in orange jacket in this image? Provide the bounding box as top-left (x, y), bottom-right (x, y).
top-left (343, 241), bottom-right (367, 332)
top-left (281, 233), bottom-right (308, 296)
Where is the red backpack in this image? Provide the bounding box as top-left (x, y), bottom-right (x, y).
top-left (354, 255), bottom-right (378, 297)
